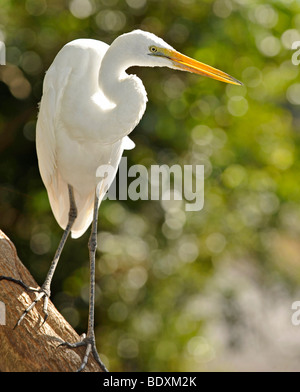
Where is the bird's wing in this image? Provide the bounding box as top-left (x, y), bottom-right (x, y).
top-left (36, 86), bottom-right (56, 187)
top-left (36, 67), bottom-right (73, 229)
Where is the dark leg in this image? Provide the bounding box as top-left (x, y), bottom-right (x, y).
top-left (59, 188), bottom-right (108, 372)
top-left (0, 185), bottom-right (77, 327)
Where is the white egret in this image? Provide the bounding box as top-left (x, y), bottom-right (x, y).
top-left (0, 30), bottom-right (241, 371)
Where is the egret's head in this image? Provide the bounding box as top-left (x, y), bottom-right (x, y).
top-left (116, 30), bottom-right (242, 86)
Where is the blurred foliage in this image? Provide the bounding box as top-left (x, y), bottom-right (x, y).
top-left (1, 0), bottom-right (300, 371)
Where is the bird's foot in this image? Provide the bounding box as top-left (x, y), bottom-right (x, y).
top-left (0, 276), bottom-right (50, 328)
top-left (59, 333), bottom-right (108, 372)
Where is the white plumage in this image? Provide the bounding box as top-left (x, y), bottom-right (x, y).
top-left (0, 29), bottom-right (243, 371)
top-left (36, 30), bottom-right (241, 239)
top-left (36, 37), bottom-right (142, 238)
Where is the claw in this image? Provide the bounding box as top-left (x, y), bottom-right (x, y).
top-left (58, 335), bottom-right (108, 372)
top-left (14, 291), bottom-right (47, 328)
top-left (58, 340), bottom-right (86, 349)
top-left (0, 276), bottom-right (50, 327)
top-left (0, 276), bottom-right (38, 292)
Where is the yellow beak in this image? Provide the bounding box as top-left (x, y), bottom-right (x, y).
top-left (162, 48), bottom-right (242, 86)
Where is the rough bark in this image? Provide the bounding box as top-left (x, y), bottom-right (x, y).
top-left (0, 230), bottom-right (104, 372)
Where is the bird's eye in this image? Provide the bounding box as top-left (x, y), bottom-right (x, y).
top-left (149, 46), bottom-right (158, 53)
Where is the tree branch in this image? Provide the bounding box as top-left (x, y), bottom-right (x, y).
top-left (0, 230), bottom-right (104, 372)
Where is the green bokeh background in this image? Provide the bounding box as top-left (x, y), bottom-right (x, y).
top-left (1, 0), bottom-right (300, 371)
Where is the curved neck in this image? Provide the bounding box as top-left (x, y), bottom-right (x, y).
top-left (98, 44), bottom-right (148, 142)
